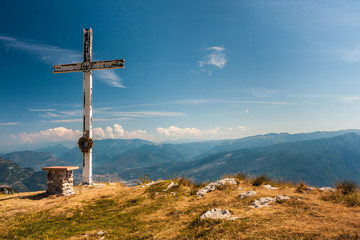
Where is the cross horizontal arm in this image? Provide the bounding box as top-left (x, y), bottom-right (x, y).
top-left (92, 59), bottom-right (125, 70)
top-left (53, 63), bottom-right (82, 73)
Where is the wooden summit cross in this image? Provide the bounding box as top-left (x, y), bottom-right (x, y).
top-left (53, 28), bottom-right (125, 185)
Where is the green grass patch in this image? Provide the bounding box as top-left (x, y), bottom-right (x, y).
top-left (178, 212), bottom-right (249, 239)
top-left (322, 191), bottom-right (360, 207)
top-left (0, 195), bottom-right (168, 239)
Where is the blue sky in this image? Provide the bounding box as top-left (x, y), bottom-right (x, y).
top-left (1, 0), bottom-right (360, 150)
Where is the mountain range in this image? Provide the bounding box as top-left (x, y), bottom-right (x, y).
top-left (1, 129), bottom-right (360, 191)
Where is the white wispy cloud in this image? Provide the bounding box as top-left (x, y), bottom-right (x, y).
top-left (10, 124), bottom-right (150, 143)
top-left (340, 47), bottom-right (360, 63)
top-left (0, 35), bottom-right (125, 88)
top-left (94, 70), bottom-right (126, 88)
top-left (44, 119), bottom-right (83, 123)
top-left (177, 98), bottom-right (292, 105)
top-left (204, 127), bottom-right (220, 135)
top-left (238, 126), bottom-right (248, 131)
top-left (0, 122), bottom-right (20, 126)
top-left (156, 126), bottom-right (202, 137)
top-left (199, 46), bottom-right (228, 69)
top-left (10, 127), bottom-right (82, 143)
top-left (0, 35), bottom-right (81, 64)
top-left (336, 96), bottom-right (360, 103)
top-left (28, 108), bottom-right (57, 112)
top-left (97, 111), bottom-right (187, 118)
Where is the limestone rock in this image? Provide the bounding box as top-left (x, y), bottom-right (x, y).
top-left (141, 180), bottom-right (164, 188)
top-left (251, 195), bottom-right (290, 208)
top-left (239, 191), bottom-right (257, 199)
top-left (164, 181), bottom-right (178, 191)
top-left (252, 197), bottom-right (275, 208)
top-left (263, 184), bottom-right (277, 190)
top-left (276, 195), bottom-right (290, 200)
top-left (200, 208), bottom-right (231, 220)
top-left (319, 187), bottom-right (336, 192)
top-left (196, 178), bottom-right (237, 197)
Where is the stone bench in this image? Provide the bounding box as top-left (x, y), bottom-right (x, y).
top-left (42, 166), bottom-right (79, 196)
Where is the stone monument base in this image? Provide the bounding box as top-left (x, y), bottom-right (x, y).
top-left (42, 166), bottom-right (79, 196)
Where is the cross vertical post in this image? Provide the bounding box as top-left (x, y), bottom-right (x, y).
top-left (52, 28), bottom-right (125, 185)
top-left (82, 28), bottom-right (93, 184)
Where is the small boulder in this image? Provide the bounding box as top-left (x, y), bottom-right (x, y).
top-left (319, 187), bottom-right (336, 192)
top-left (263, 184), bottom-right (277, 190)
top-left (200, 208), bottom-right (231, 220)
top-left (196, 178), bottom-right (237, 197)
top-left (276, 195), bottom-right (290, 201)
top-left (239, 191), bottom-right (257, 199)
top-left (164, 181), bottom-right (178, 191)
top-left (251, 195), bottom-right (290, 208)
top-left (141, 180), bottom-right (164, 188)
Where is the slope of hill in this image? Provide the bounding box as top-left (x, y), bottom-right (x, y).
top-left (106, 133), bottom-right (360, 187)
top-left (0, 178), bottom-right (359, 239)
top-left (0, 158), bottom-right (46, 192)
top-left (0, 151), bottom-right (69, 171)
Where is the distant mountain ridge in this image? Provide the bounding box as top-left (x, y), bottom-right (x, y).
top-left (35, 144), bottom-right (70, 158)
top-left (100, 133), bottom-right (360, 187)
top-left (0, 151), bottom-right (70, 171)
top-left (201, 129), bottom-right (360, 157)
top-left (2, 130), bottom-right (360, 190)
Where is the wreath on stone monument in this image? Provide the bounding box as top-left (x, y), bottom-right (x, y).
top-left (78, 137), bottom-right (94, 153)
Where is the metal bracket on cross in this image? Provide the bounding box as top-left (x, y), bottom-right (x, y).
top-left (52, 28), bottom-right (125, 185)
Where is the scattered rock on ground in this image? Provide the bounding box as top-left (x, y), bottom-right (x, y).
top-left (251, 195), bottom-right (290, 208)
top-left (141, 180), bottom-right (164, 188)
top-left (237, 187), bottom-right (243, 190)
top-left (263, 184), bottom-right (277, 190)
top-left (200, 208), bottom-right (232, 220)
top-left (196, 178), bottom-right (237, 197)
top-left (319, 187), bottom-right (336, 192)
top-left (239, 191), bottom-right (257, 199)
top-left (276, 195), bottom-right (290, 200)
top-left (164, 181), bottom-right (178, 191)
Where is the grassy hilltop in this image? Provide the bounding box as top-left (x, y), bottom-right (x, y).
top-left (1, 175), bottom-right (360, 240)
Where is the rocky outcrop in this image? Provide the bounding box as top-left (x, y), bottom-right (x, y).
top-left (196, 178), bottom-right (237, 197)
top-left (251, 195), bottom-right (290, 208)
top-left (239, 191), bottom-right (257, 199)
top-left (263, 184), bottom-right (277, 190)
top-left (319, 187), bottom-right (336, 192)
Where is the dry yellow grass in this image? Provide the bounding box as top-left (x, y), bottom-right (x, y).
top-left (0, 179), bottom-right (360, 239)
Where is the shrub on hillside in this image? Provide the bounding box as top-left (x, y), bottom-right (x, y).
top-left (336, 180), bottom-right (358, 195)
top-left (322, 180), bottom-right (360, 207)
top-left (252, 174), bottom-right (271, 186)
top-left (296, 182), bottom-right (308, 193)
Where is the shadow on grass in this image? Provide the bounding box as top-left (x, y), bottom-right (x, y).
top-left (20, 192), bottom-right (48, 200)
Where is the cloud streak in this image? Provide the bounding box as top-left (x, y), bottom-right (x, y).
top-left (199, 46), bottom-right (228, 69)
top-left (94, 70), bottom-right (126, 88)
top-left (10, 124), bottom-right (150, 144)
top-left (0, 122), bottom-right (20, 126)
top-left (177, 98), bottom-right (292, 105)
top-left (0, 35), bottom-right (125, 88)
top-left (0, 35), bottom-right (81, 65)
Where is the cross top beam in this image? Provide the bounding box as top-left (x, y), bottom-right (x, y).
top-left (52, 28), bottom-right (125, 185)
